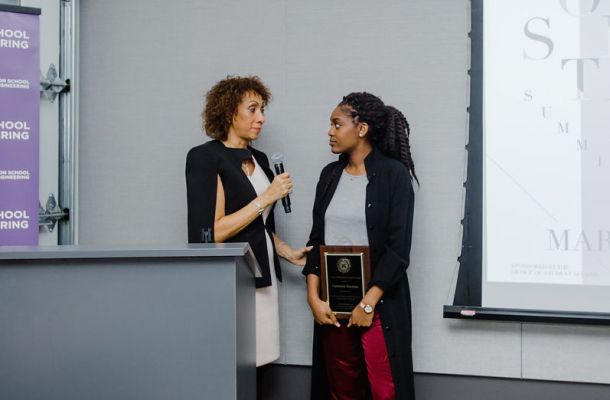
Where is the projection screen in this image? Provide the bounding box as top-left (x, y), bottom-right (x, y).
top-left (447, 0), bottom-right (610, 322)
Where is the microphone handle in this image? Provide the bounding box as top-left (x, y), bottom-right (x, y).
top-left (273, 163), bottom-right (284, 175)
top-left (282, 194), bottom-right (292, 213)
top-left (273, 162), bottom-right (291, 213)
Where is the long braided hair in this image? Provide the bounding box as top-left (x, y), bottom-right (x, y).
top-left (339, 92), bottom-right (419, 184)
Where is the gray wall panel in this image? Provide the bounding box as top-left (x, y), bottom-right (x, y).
top-left (522, 324), bottom-right (610, 384)
top-left (79, 0), bottom-right (286, 246)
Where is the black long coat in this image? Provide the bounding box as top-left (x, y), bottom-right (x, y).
top-left (302, 146), bottom-right (415, 399)
top-left (185, 139), bottom-right (281, 288)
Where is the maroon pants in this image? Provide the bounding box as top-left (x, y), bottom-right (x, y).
top-left (321, 313), bottom-right (395, 400)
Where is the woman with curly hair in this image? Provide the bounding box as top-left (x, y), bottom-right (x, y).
top-left (303, 92), bottom-right (418, 400)
top-left (185, 75), bottom-right (310, 398)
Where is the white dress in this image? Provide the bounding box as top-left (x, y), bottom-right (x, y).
top-left (247, 156), bottom-right (280, 366)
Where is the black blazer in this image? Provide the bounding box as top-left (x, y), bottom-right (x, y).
top-left (185, 140), bottom-right (281, 288)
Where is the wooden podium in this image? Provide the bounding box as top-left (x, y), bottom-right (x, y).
top-left (0, 243), bottom-right (259, 400)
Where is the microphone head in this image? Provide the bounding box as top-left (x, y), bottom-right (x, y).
top-left (270, 152), bottom-right (284, 165)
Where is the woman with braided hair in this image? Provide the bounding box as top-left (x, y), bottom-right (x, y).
top-left (302, 92), bottom-right (418, 400)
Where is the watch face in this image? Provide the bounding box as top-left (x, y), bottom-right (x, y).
top-left (364, 304), bottom-right (373, 314)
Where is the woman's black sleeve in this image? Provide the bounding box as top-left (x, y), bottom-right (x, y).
top-left (185, 147), bottom-right (218, 243)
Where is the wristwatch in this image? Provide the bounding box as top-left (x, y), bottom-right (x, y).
top-left (360, 302), bottom-right (374, 314)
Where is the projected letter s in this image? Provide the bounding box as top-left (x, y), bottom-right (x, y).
top-left (523, 17), bottom-right (553, 60)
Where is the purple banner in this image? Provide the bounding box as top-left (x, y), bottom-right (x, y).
top-left (0, 10), bottom-right (40, 245)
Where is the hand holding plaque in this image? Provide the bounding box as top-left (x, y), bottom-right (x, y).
top-left (319, 245), bottom-right (371, 319)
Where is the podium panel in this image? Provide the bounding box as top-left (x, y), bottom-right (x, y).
top-left (0, 244), bottom-right (256, 400)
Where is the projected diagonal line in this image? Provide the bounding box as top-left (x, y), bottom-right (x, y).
top-left (487, 155), bottom-right (558, 223)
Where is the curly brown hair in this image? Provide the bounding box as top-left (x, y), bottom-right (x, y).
top-left (202, 75), bottom-right (272, 140)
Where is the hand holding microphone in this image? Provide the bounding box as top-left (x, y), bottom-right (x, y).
top-left (270, 153), bottom-right (292, 213)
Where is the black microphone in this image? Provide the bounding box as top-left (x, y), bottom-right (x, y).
top-left (270, 152), bottom-right (291, 213)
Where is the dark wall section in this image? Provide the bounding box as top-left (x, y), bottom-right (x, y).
top-left (263, 365), bottom-right (610, 400)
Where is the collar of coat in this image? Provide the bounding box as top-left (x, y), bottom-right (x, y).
top-left (337, 144), bottom-right (380, 178)
top-left (322, 145), bottom-right (381, 198)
